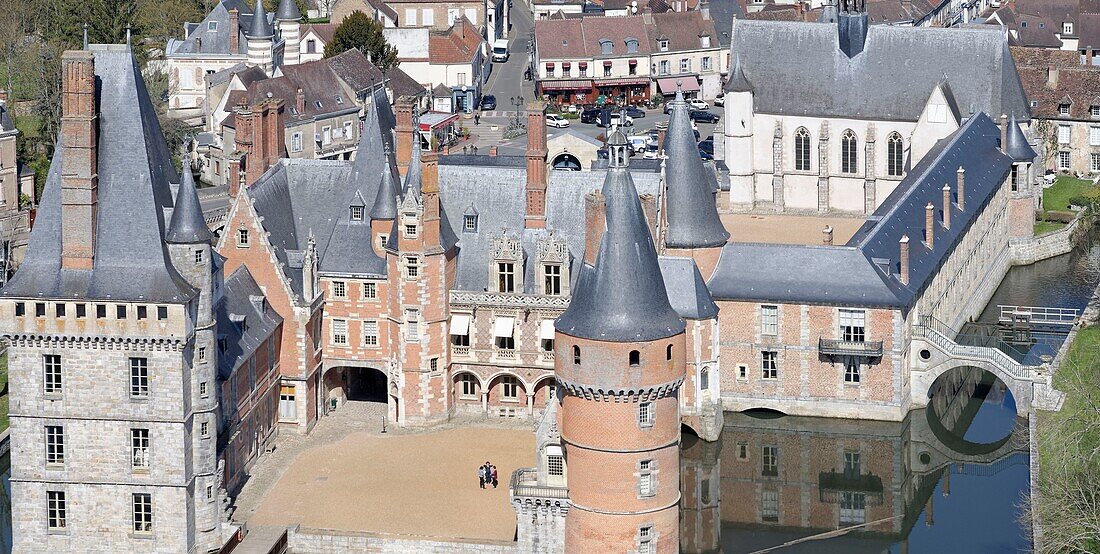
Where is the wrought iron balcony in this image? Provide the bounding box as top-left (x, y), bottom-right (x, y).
top-left (818, 338), bottom-right (883, 358)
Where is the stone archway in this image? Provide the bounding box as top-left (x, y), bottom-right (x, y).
top-left (551, 153), bottom-right (581, 171)
top-left (909, 337), bottom-right (1038, 415)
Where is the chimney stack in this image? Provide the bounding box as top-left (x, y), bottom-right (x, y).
top-left (1046, 68), bottom-right (1059, 87)
top-left (60, 49), bottom-right (99, 270)
top-left (999, 113), bottom-right (1008, 149)
top-left (395, 96), bottom-right (416, 177)
top-left (229, 9), bottom-right (240, 54)
top-left (956, 166), bottom-right (965, 211)
top-left (899, 235), bottom-right (910, 285)
top-left (823, 225), bottom-right (833, 245)
top-left (656, 121), bottom-right (668, 155)
top-left (228, 158), bottom-right (242, 197)
top-left (925, 202), bottom-right (935, 249)
top-left (295, 88), bottom-right (305, 115)
top-left (526, 100), bottom-right (548, 229)
top-left (942, 184), bottom-right (952, 229)
top-left (1087, 48), bottom-right (1095, 66)
top-left (583, 190), bottom-right (606, 266)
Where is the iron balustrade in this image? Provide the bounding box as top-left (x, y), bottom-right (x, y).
top-left (818, 338), bottom-right (884, 357)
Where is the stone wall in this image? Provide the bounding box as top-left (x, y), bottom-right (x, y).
top-left (288, 526), bottom-right (517, 553)
top-left (1010, 212), bottom-right (1087, 266)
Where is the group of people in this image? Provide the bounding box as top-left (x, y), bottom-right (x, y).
top-left (478, 461), bottom-right (499, 489)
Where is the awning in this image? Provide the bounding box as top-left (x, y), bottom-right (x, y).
top-left (657, 76), bottom-right (700, 94)
top-left (418, 111), bottom-right (460, 131)
top-left (578, 61), bottom-right (588, 68)
top-left (539, 320), bottom-right (556, 340)
top-left (562, 61), bottom-right (571, 68)
top-left (545, 62), bottom-right (554, 69)
top-left (493, 316), bottom-right (515, 338)
top-left (603, 60), bottom-right (613, 66)
top-left (628, 59), bottom-right (638, 64)
top-left (540, 80), bottom-right (593, 91)
top-left (595, 78), bottom-right (649, 87)
top-left (450, 314), bottom-right (471, 335)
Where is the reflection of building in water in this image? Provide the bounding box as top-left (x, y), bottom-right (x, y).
top-left (681, 434), bottom-right (721, 554)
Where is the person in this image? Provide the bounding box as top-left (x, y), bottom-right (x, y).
top-left (491, 465), bottom-right (499, 489)
top-left (474, 111), bottom-right (481, 125)
top-left (478, 465), bottom-right (485, 489)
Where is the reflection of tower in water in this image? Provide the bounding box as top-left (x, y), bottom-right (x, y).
top-left (680, 433), bottom-right (721, 554)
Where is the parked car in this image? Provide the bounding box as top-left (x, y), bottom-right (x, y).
top-left (623, 106), bottom-right (646, 118)
top-left (714, 93), bottom-right (725, 107)
top-left (690, 110), bottom-right (720, 123)
top-left (698, 137), bottom-right (714, 155)
top-left (688, 98), bottom-right (709, 110)
top-left (546, 114), bottom-right (570, 128)
top-left (580, 108), bottom-right (601, 124)
top-left (645, 129), bottom-right (660, 143)
top-left (480, 95), bottom-right (497, 110)
top-left (609, 113), bottom-right (634, 127)
top-left (628, 135), bottom-right (650, 153)
top-left (643, 144), bottom-right (660, 159)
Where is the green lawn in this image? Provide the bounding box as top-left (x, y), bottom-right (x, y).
top-left (1043, 176), bottom-right (1095, 211)
top-left (1034, 220), bottom-right (1065, 235)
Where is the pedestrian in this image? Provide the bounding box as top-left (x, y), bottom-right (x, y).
top-left (478, 465), bottom-right (485, 489)
top-left (475, 111), bottom-right (481, 125)
top-left (463, 144), bottom-right (469, 155)
top-left (491, 465), bottom-right (499, 489)
top-left (474, 145), bottom-right (479, 155)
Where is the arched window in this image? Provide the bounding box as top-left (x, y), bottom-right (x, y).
top-left (700, 366), bottom-right (709, 390)
top-left (887, 132), bottom-right (904, 177)
top-left (794, 127), bottom-right (810, 171)
top-left (573, 345), bottom-right (581, 365)
top-left (841, 129), bottom-right (858, 174)
top-left (629, 350), bottom-right (641, 367)
top-left (666, 344), bottom-right (673, 360)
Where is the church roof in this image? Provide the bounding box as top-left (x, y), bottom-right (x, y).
top-left (663, 89), bottom-right (730, 249)
top-left (166, 169), bottom-right (214, 244)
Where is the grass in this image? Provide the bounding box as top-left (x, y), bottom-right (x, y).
top-left (1034, 220), bottom-right (1066, 235)
top-left (1043, 175), bottom-right (1095, 211)
top-left (0, 350), bottom-right (8, 433)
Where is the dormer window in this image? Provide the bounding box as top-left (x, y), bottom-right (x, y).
top-left (237, 228), bottom-right (250, 247)
top-left (600, 39), bottom-right (613, 55)
top-left (1063, 22), bottom-right (1074, 35)
top-left (700, 35), bottom-right (711, 48)
top-left (1060, 103), bottom-right (1071, 115)
top-left (351, 205), bottom-right (364, 221)
top-left (625, 38), bottom-right (639, 54)
top-left (404, 222), bottom-right (418, 238)
top-left (315, 101), bottom-right (323, 109)
top-left (658, 39), bottom-right (669, 52)
top-left (208, 21), bottom-right (217, 31)
top-left (336, 96), bottom-right (344, 105)
top-left (1091, 105), bottom-right (1100, 118)
top-left (497, 262), bottom-right (516, 293)
top-left (543, 264), bottom-right (562, 295)
top-left (464, 214), bottom-right (478, 232)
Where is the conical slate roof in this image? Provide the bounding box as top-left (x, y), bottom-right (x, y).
top-left (555, 144), bottom-right (685, 342)
top-left (276, 0), bottom-right (301, 21)
top-left (249, 0), bottom-right (273, 37)
top-left (370, 166), bottom-right (398, 220)
top-left (663, 89), bottom-right (730, 249)
top-left (166, 169), bottom-right (214, 244)
top-left (402, 139), bottom-right (423, 199)
top-left (1004, 115), bottom-right (1036, 162)
top-left (724, 57), bottom-right (752, 93)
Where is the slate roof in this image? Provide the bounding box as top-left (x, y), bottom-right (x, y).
top-left (709, 113), bottom-right (1013, 311)
top-left (167, 0), bottom-right (264, 57)
top-left (3, 45), bottom-right (195, 303)
top-left (276, 0), bottom-right (301, 21)
top-left (707, 0), bottom-right (746, 46)
top-left (728, 19), bottom-right (1030, 121)
top-left (658, 256), bottom-right (719, 320)
top-left (663, 90), bottom-right (729, 249)
top-left (225, 52), bottom-right (367, 127)
top-left (167, 169), bottom-right (214, 244)
top-left (0, 102), bottom-right (15, 134)
top-left (1003, 115), bottom-right (1037, 161)
top-left (248, 0), bottom-right (274, 37)
top-left (215, 265), bottom-right (283, 379)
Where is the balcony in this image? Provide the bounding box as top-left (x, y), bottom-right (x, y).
top-left (818, 338), bottom-right (883, 358)
top-left (539, 350), bottom-right (555, 364)
top-left (495, 349), bottom-right (517, 361)
top-left (510, 467), bottom-right (569, 502)
top-left (451, 345), bottom-right (470, 358)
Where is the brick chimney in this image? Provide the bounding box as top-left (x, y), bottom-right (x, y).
top-left (583, 190), bottom-right (606, 266)
top-left (421, 150), bottom-right (442, 245)
top-left (235, 98), bottom-right (285, 187)
top-left (823, 225), bottom-right (833, 245)
top-left (924, 202), bottom-right (935, 249)
top-left (1087, 48), bottom-right (1095, 66)
top-left (526, 100), bottom-right (548, 229)
top-left (999, 113), bottom-right (1008, 149)
top-left (395, 96), bottom-right (416, 177)
top-left (60, 50), bottom-right (99, 271)
top-left (1046, 68), bottom-right (1059, 88)
top-left (656, 121), bottom-right (668, 155)
top-left (229, 9), bottom-right (240, 54)
top-left (956, 166), bottom-right (965, 211)
top-left (228, 158), bottom-right (242, 197)
top-left (942, 183), bottom-right (952, 230)
top-left (899, 235), bottom-right (910, 285)
top-left (295, 88), bottom-right (305, 115)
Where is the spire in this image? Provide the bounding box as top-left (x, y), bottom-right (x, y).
top-left (276, 0), bottom-right (301, 21)
top-left (371, 165), bottom-right (399, 220)
top-left (663, 88), bottom-right (730, 249)
top-left (724, 56), bottom-right (752, 93)
top-left (249, 0), bottom-right (273, 38)
top-left (556, 150), bottom-right (685, 342)
top-left (402, 135), bottom-right (423, 199)
top-left (1003, 115), bottom-right (1037, 162)
top-left (166, 168), bottom-right (214, 244)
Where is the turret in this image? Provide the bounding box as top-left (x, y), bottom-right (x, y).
top-left (247, 0), bottom-right (275, 72)
top-left (1003, 115), bottom-right (1036, 192)
top-left (554, 130), bottom-right (686, 553)
top-left (663, 88), bottom-right (730, 249)
top-left (723, 57), bottom-right (754, 206)
top-left (276, 0), bottom-right (302, 65)
top-left (370, 149), bottom-right (399, 256)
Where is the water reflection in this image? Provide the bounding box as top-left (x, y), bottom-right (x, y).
top-left (682, 369), bottom-right (1030, 553)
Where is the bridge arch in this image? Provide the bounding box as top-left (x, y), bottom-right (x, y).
top-left (909, 336), bottom-right (1037, 415)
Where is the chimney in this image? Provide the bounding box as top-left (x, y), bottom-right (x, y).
top-left (924, 202), bottom-right (935, 249)
top-left (656, 121), bottom-right (668, 155)
top-left (583, 190), bottom-right (606, 266)
top-left (421, 150), bottom-right (442, 246)
top-left (60, 50), bottom-right (99, 271)
top-left (1046, 67), bottom-right (1059, 87)
top-left (999, 113), bottom-right (1008, 148)
top-left (526, 100), bottom-right (548, 229)
top-left (295, 88), bottom-right (305, 115)
top-left (956, 166), bottom-right (965, 211)
top-left (228, 158), bottom-right (242, 197)
top-left (229, 9), bottom-right (240, 54)
top-left (823, 225), bottom-right (834, 245)
top-left (639, 193), bottom-right (658, 239)
top-left (942, 183), bottom-right (951, 230)
top-left (395, 96), bottom-right (415, 177)
top-left (1087, 48), bottom-right (1095, 66)
top-left (899, 235), bottom-right (910, 285)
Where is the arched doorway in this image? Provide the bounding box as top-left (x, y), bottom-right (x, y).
top-left (347, 367), bottom-right (388, 402)
top-left (552, 153), bottom-right (581, 171)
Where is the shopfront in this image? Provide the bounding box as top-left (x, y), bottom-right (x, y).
top-left (593, 76), bottom-right (650, 105)
top-left (538, 79), bottom-right (595, 106)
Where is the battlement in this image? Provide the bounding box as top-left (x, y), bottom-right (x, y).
top-left (0, 299), bottom-right (193, 342)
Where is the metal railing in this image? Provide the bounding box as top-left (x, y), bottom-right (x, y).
top-left (818, 338), bottom-right (884, 357)
top-left (914, 316), bottom-right (1035, 379)
top-left (998, 305), bottom-right (1080, 326)
top-left (510, 467), bottom-right (569, 500)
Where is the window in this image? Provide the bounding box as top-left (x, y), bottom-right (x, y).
top-left (353, 318), bottom-right (376, 348)
top-left (342, 120), bottom-right (353, 140)
top-left (792, 127), bottom-right (811, 171)
top-left (321, 126), bottom-right (332, 145)
top-left (1063, 21), bottom-right (1073, 35)
top-left (700, 366), bottom-right (709, 390)
top-left (306, 39), bottom-right (316, 54)
top-left (887, 132), bottom-right (904, 176)
top-left (841, 129), bottom-right (858, 174)
top-left (738, 365), bottom-right (747, 379)
top-left (130, 357), bottom-right (149, 398)
top-left (55, 303), bottom-right (65, 317)
top-left (156, 305), bottom-right (168, 319)
top-left (14, 302), bottom-right (24, 316)
top-left (35, 302), bottom-right (45, 317)
top-left (762, 445), bottom-right (778, 476)
top-left (844, 450), bottom-right (862, 478)
top-left (133, 493), bottom-right (153, 534)
top-left (460, 373), bottom-right (478, 398)
top-left (406, 309), bottom-right (420, 340)
top-left (237, 228), bottom-right (250, 247)
top-left (291, 132), bottom-right (303, 153)
top-left (702, 56), bottom-right (711, 71)
top-left (136, 305), bottom-right (148, 320)
top-left (737, 441), bottom-right (748, 459)
top-left (638, 401), bottom-right (654, 427)
top-left (658, 60), bottom-right (669, 75)
top-left (132, 428), bottom-right (151, 470)
top-left (639, 526), bottom-right (653, 554)
top-left (405, 256), bottom-right (419, 279)
top-left (198, 347), bottom-right (207, 363)
top-left (280, 384), bottom-right (297, 420)
top-left (1060, 103), bottom-right (1071, 116)
top-left (74, 304), bottom-right (85, 318)
top-left (118, 304), bottom-right (129, 319)
top-left (666, 344), bottom-right (673, 361)
top-left (501, 376), bottom-right (519, 401)
top-left (840, 492), bottom-right (867, 525)
top-left (350, 205), bottom-right (364, 221)
top-left (639, 459), bottom-right (655, 497)
top-left (331, 319), bottom-right (348, 346)
top-left (1091, 105), bottom-right (1100, 118)
top-left (201, 421), bottom-right (209, 438)
top-left (404, 223), bottom-right (418, 238)
top-left (548, 454), bottom-right (564, 476)
top-left (1092, 153), bottom-right (1100, 172)
top-left (761, 351), bottom-right (778, 379)
top-left (96, 304), bottom-right (106, 318)
top-left (362, 282), bottom-right (377, 299)
top-left (464, 214), bottom-right (478, 232)
top-left (604, 64), bottom-right (612, 78)
top-left (658, 39), bottom-right (669, 51)
top-left (626, 38), bottom-right (639, 53)
top-left (208, 21), bottom-right (217, 31)
top-left (680, 58), bottom-right (690, 73)
top-left (1090, 126), bottom-right (1100, 146)
top-left (760, 305), bottom-right (778, 336)
top-left (497, 262), bottom-right (515, 293)
top-left (573, 345), bottom-right (581, 365)
top-left (761, 489), bottom-right (779, 522)
top-left (546, 64), bottom-right (555, 78)
top-left (1058, 124), bottom-right (1071, 143)
top-left (543, 264), bottom-right (562, 295)
top-left (200, 381), bottom-right (208, 398)
top-left (332, 281), bottom-right (346, 298)
top-left (839, 309), bottom-right (865, 342)
top-left (700, 35), bottom-right (711, 48)
top-left (600, 39), bottom-right (613, 55)
top-left (1059, 150), bottom-right (1071, 170)
top-left (629, 350), bottom-right (640, 366)
top-left (844, 358), bottom-right (861, 383)
top-left (422, 8), bottom-right (434, 25)
top-left (206, 485), bottom-right (214, 502)
top-left (47, 491), bottom-right (67, 531)
top-left (378, 233), bottom-right (389, 250)
top-left (44, 354), bottom-right (62, 395)
top-left (45, 426), bottom-right (64, 466)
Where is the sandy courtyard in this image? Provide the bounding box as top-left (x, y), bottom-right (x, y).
top-left (248, 426), bottom-right (534, 541)
top-left (721, 213), bottom-right (865, 245)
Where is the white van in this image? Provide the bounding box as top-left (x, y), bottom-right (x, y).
top-left (492, 39), bottom-right (509, 62)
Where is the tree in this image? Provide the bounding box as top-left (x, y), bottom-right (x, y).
top-left (324, 10), bottom-right (398, 70)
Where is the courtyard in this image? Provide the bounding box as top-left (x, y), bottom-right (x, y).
top-left (237, 403), bottom-right (535, 542)
top-left (721, 213), bottom-right (865, 245)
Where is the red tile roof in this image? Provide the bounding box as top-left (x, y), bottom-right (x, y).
top-left (1013, 46), bottom-right (1100, 120)
top-left (428, 16), bottom-right (486, 64)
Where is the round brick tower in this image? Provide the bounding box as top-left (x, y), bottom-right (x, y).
top-left (555, 130), bottom-right (687, 553)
